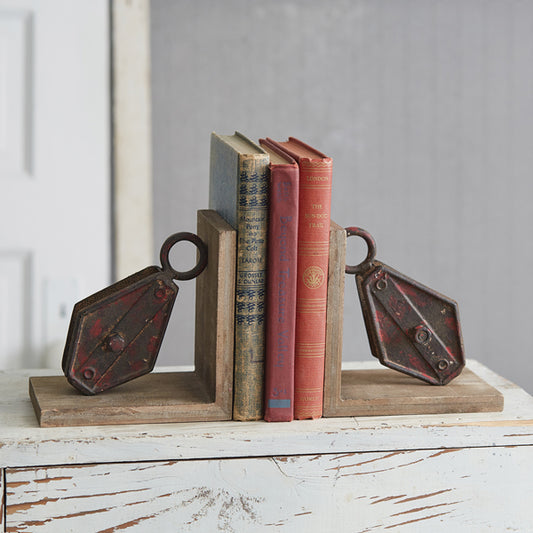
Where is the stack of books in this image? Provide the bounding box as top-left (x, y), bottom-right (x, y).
top-left (209, 131), bottom-right (333, 422)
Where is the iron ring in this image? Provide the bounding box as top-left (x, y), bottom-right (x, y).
top-left (160, 232), bottom-right (208, 281)
top-left (345, 227), bottom-right (377, 275)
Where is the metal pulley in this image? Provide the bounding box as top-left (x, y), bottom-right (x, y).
top-left (345, 227), bottom-right (465, 385)
top-left (62, 232), bottom-right (207, 395)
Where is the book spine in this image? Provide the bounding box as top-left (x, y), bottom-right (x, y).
top-left (233, 154), bottom-right (269, 420)
top-left (294, 158), bottom-right (333, 419)
top-left (264, 164), bottom-right (299, 422)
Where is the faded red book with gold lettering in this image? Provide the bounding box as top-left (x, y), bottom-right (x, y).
top-left (266, 137), bottom-right (332, 419)
top-left (259, 139), bottom-right (299, 422)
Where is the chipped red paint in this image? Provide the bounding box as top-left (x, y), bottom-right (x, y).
top-left (445, 315), bottom-right (458, 331)
top-left (147, 335), bottom-right (159, 354)
top-left (62, 232), bottom-right (207, 395)
top-left (346, 227), bottom-right (465, 385)
top-left (89, 318), bottom-right (103, 340)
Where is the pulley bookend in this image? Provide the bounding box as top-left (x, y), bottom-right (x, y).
top-left (344, 226), bottom-right (465, 386)
top-left (323, 221), bottom-right (503, 418)
top-left (62, 231), bottom-right (208, 395)
top-left (29, 210), bottom-right (236, 427)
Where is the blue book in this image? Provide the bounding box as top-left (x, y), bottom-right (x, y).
top-left (209, 132), bottom-right (269, 421)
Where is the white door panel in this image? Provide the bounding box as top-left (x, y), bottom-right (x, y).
top-left (0, 251), bottom-right (30, 367)
top-left (0, 9), bottom-right (31, 176)
top-left (0, 1), bottom-right (110, 369)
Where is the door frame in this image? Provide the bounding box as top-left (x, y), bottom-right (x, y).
top-left (112, 0), bottom-right (153, 280)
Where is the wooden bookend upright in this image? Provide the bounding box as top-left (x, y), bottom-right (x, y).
top-left (194, 209), bottom-right (235, 418)
top-left (323, 221), bottom-right (504, 417)
top-left (29, 209), bottom-right (236, 427)
top-left (323, 221), bottom-right (346, 417)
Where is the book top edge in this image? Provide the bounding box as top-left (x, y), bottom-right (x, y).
top-left (259, 138), bottom-right (298, 166)
top-left (211, 131), bottom-right (267, 157)
top-left (270, 136), bottom-right (331, 162)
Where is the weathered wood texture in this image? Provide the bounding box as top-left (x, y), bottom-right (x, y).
top-left (5, 446), bottom-right (533, 532)
top-left (337, 367), bottom-right (502, 416)
top-left (28, 210), bottom-right (236, 427)
top-left (29, 372), bottom-right (213, 427)
top-left (194, 209), bottom-right (236, 413)
top-left (324, 221), bottom-right (346, 416)
top-left (1, 468), bottom-right (4, 532)
top-left (2, 361), bottom-right (532, 470)
top-left (323, 223), bottom-right (503, 417)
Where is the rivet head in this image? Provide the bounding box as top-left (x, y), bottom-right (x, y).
top-left (376, 279), bottom-right (388, 291)
top-left (155, 281), bottom-right (172, 300)
top-left (414, 326), bottom-right (431, 344)
top-left (82, 367), bottom-right (95, 380)
top-left (438, 360), bottom-right (450, 371)
top-left (155, 287), bottom-right (167, 299)
top-left (106, 332), bottom-right (125, 353)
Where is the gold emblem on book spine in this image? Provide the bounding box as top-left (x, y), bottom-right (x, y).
top-left (299, 159), bottom-right (332, 170)
top-left (302, 266), bottom-right (325, 289)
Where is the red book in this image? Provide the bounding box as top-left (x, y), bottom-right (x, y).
top-left (267, 137), bottom-right (333, 419)
top-left (259, 139), bottom-right (299, 422)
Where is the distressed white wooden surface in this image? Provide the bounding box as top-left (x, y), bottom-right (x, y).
top-left (0, 361), bottom-right (532, 469)
top-left (5, 446), bottom-right (533, 532)
top-left (1, 468), bottom-right (4, 531)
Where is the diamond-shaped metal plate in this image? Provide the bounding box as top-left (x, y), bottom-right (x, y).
top-left (357, 261), bottom-right (465, 385)
top-left (62, 267), bottom-right (177, 395)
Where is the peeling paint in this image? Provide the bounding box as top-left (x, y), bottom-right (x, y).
top-left (384, 511), bottom-right (452, 529)
top-left (3, 429), bottom-right (532, 531)
top-left (1, 469), bottom-right (4, 531)
top-left (11, 506), bottom-right (110, 530)
top-left (371, 494), bottom-right (408, 505)
top-left (327, 451), bottom-right (405, 471)
top-left (428, 448), bottom-right (459, 458)
top-left (6, 487), bottom-right (148, 514)
top-left (395, 489), bottom-right (453, 505)
top-left (391, 500), bottom-right (462, 517)
top-left (97, 512), bottom-right (159, 533)
top-left (34, 476), bottom-right (73, 484)
top-left (5, 481), bottom-right (29, 489)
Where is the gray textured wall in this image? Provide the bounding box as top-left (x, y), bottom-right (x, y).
top-left (151, 0), bottom-right (533, 394)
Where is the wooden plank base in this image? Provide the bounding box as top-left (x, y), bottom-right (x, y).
top-left (30, 366), bottom-right (504, 427)
top-left (333, 366), bottom-right (504, 417)
top-left (30, 371), bottom-right (228, 427)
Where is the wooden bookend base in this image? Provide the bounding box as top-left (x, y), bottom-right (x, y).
top-left (323, 221), bottom-right (504, 417)
top-left (29, 210), bottom-right (236, 427)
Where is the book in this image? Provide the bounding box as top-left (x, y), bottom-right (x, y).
top-left (266, 137), bottom-right (333, 419)
top-left (209, 132), bottom-right (269, 421)
top-left (259, 138), bottom-right (299, 422)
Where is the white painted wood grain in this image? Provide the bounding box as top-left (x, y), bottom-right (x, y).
top-left (1, 361), bottom-right (532, 469)
top-left (1, 468), bottom-right (4, 531)
top-left (5, 445), bottom-right (533, 532)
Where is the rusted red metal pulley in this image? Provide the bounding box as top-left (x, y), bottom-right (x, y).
top-left (345, 227), bottom-right (465, 385)
top-left (62, 232), bottom-right (207, 395)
